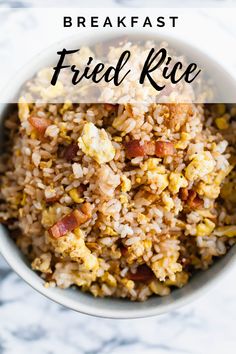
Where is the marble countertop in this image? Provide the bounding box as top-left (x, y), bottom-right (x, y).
top-left (0, 2), bottom-right (236, 353)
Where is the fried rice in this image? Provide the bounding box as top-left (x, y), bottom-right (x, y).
top-left (0, 100), bottom-right (236, 301)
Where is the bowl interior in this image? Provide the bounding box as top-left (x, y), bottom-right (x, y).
top-left (0, 32), bottom-right (236, 318)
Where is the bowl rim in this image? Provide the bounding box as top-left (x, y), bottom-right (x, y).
top-left (0, 30), bottom-right (236, 319)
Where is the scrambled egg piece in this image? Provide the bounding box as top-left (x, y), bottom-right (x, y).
top-left (119, 194), bottom-right (128, 204)
top-left (59, 122), bottom-right (72, 143)
top-left (121, 278), bottom-right (135, 291)
top-left (113, 136), bottom-right (122, 142)
top-left (60, 100), bottom-right (72, 115)
top-left (151, 254), bottom-right (182, 282)
top-left (197, 209), bottom-right (216, 219)
top-left (168, 172), bottom-right (188, 194)
top-left (214, 165), bottom-right (233, 185)
top-left (41, 81), bottom-right (64, 99)
top-left (215, 225), bottom-right (236, 237)
top-left (69, 188), bottom-right (84, 204)
top-left (125, 240), bottom-right (152, 264)
top-left (175, 132), bottom-right (190, 150)
top-left (197, 182), bottom-right (220, 199)
top-left (40, 160), bottom-right (52, 169)
top-left (162, 192), bottom-right (175, 211)
top-left (147, 171), bottom-right (168, 193)
top-left (78, 122), bottom-right (115, 164)
top-left (18, 96), bottom-right (29, 121)
top-left (120, 175), bottom-right (132, 192)
top-left (21, 193), bottom-right (27, 206)
top-left (196, 218), bottom-right (215, 236)
top-left (42, 204), bottom-right (71, 228)
top-left (104, 226), bottom-right (117, 236)
top-left (197, 165), bottom-right (233, 199)
top-left (215, 117), bottom-right (229, 130)
top-left (141, 158), bottom-right (162, 171)
top-left (32, 253), bottom-right (52, 274)
top-left (185, 152), bottom-right (216, 181)
top-left (137, 213), bottom-right (148, 224)
top-left (101, 272), bottom-right (117, 287)
top-left (42, 207), bottom-right (58, 228)
top-left (127, 242), bottom-right (145, 263)
top-left (149, 280), bottom-right (170, 296)
top-left (165, 271), bottom-right (189, 288)
top-left (51, 230), bottom-right (99, 273)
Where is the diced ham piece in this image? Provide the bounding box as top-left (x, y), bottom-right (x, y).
top-left (45, 195), bottom-right (60, 204)
top-left (179, 188), bottom-right (189, 201)
top-left (125, 140), bottom-right (174, 159)
top-left (104, 104), bottom-right (119, 112)
top-left (127, 265), bottom-right (154, 282)
top-left (28, 116), bottom-right (51, 135)
top-left (187, 190), bottom-right (203, 209)
top-left (143, 141), bottom-right (156, 155)
top-left (155, 141), bottom-right (175, 157)
top-left (64, 143), bottom-right (79, 161)
top-left (120, 245), bottom-right (128, 257)
top-left (48, 203), bottom-right (92, 238)
top-left (80, 202), bottom-right (92, 217)
top-left (124, 140), bottom-right (145, 159)
top-left (179, 188), bottom-right (203, 209)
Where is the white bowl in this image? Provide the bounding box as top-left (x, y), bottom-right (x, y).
top-left (0, 32), bottom-right (236, 318)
